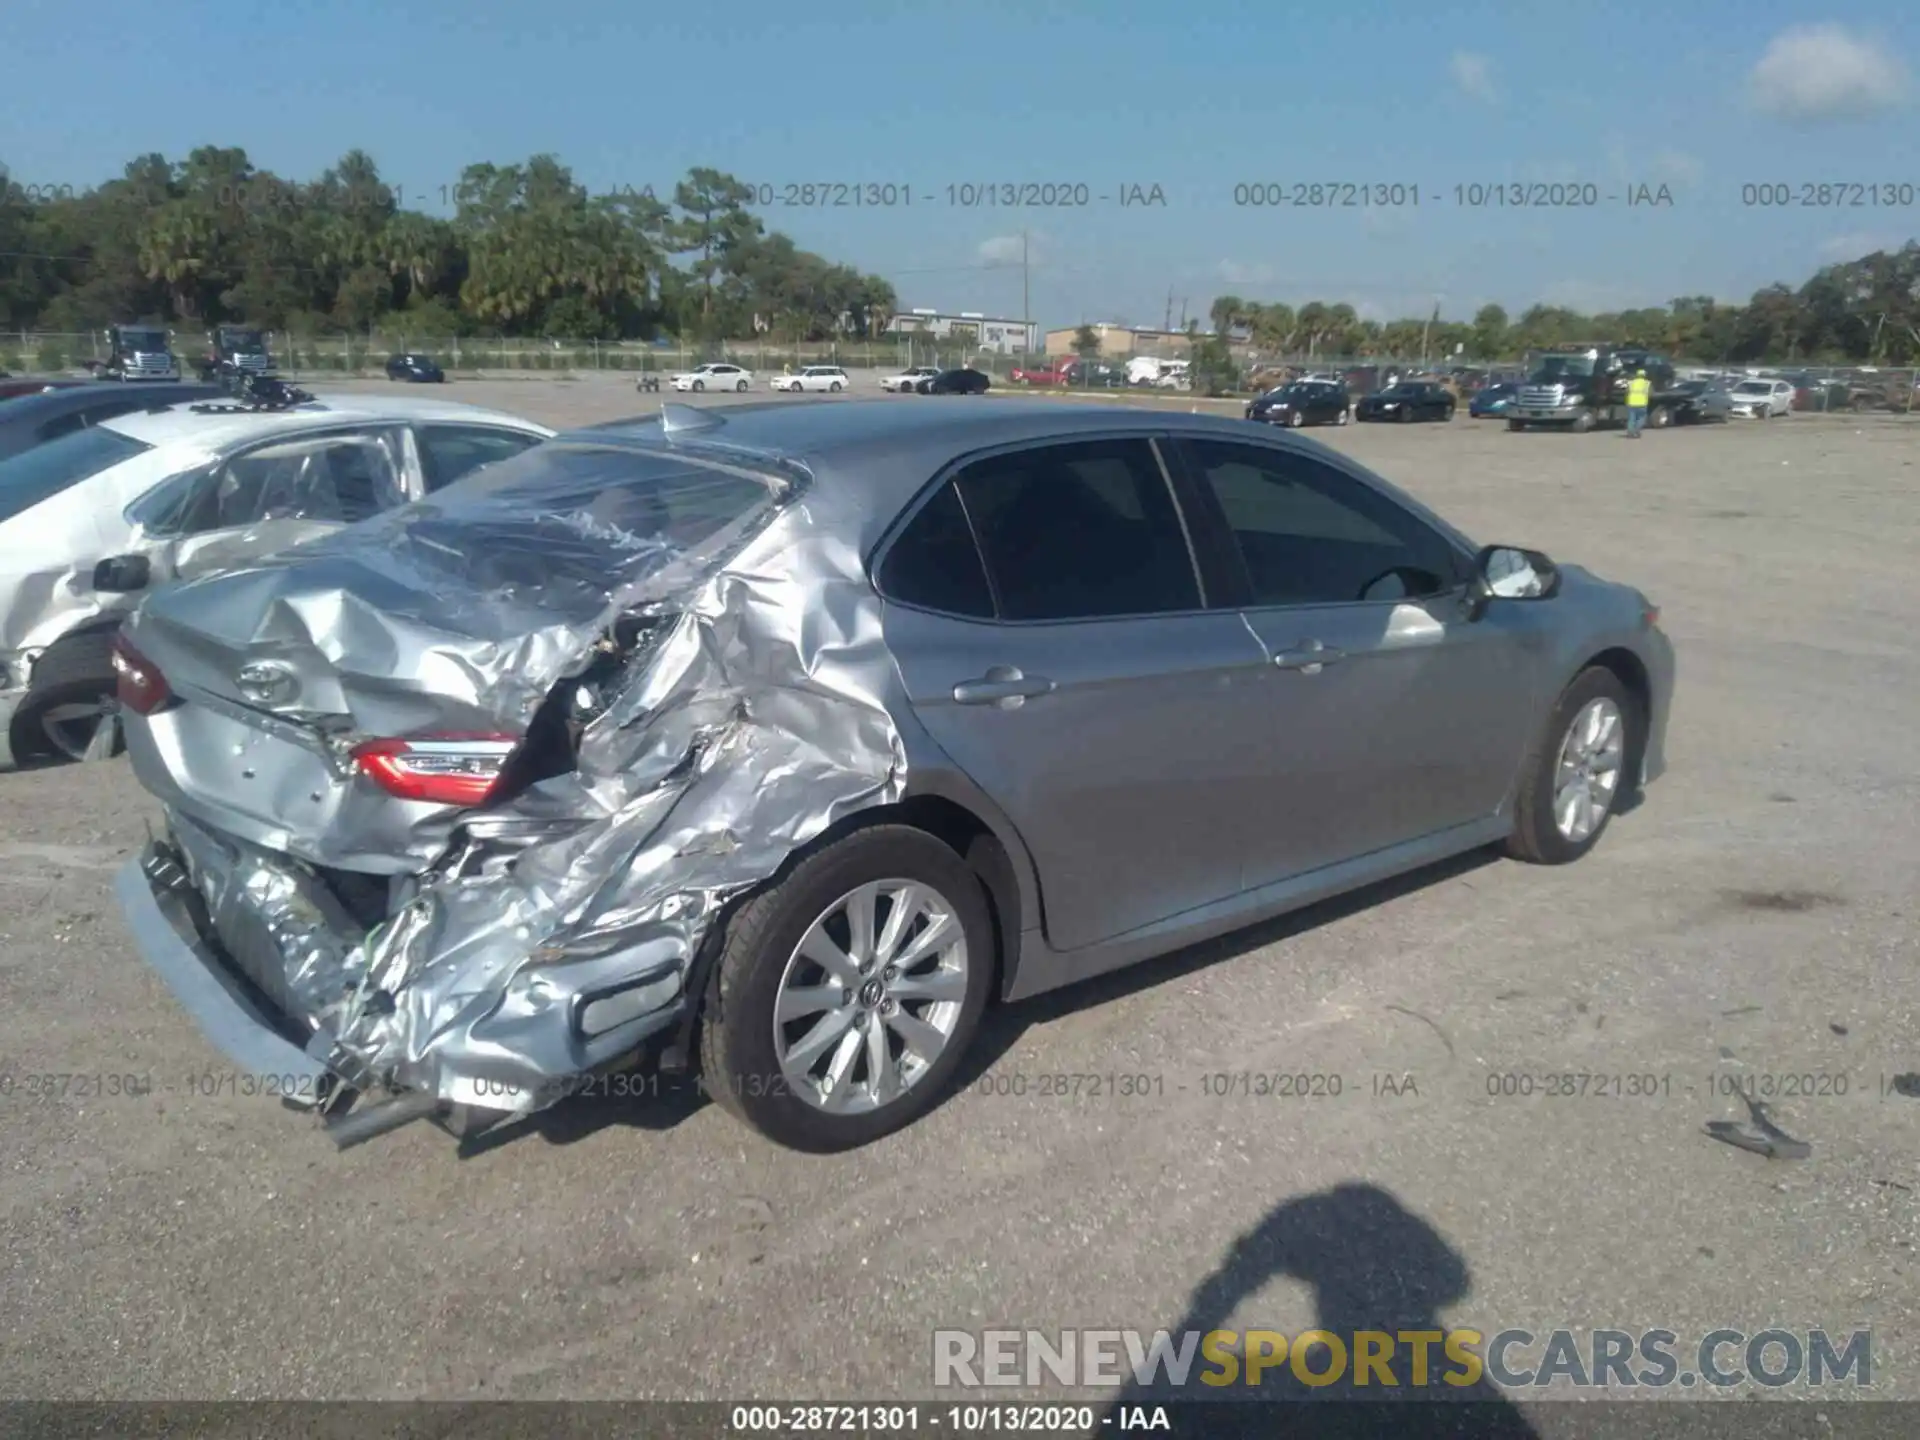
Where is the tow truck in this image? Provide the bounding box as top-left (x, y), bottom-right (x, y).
top-left (1506, 344), bottom-right (1686, 432)
top-left (196, 325), bottom-right (276, 389)
top-left (83, 325), bottom-right (181, 382)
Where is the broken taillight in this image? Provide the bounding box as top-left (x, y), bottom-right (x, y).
top-left (351, 734), bottom-right (520, 806)
top-left (111, 634), bottom-right (173, 715)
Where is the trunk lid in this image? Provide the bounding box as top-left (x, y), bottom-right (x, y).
top-left (121, 437), bottom-right (798, 870)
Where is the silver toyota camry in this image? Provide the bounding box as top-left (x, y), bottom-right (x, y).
top-left (111, 400), bottom-right (1674, 1152)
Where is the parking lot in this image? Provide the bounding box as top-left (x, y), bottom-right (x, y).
top-left (3, 380), bottom-right (1917, 1415)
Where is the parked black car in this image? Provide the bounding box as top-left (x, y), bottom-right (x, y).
top-left (385, 353), bottom-right (446, 383)
top-left (1062, 359), bottom-right (1126, 388)
top-left (0, 381), bottom-right (225, 463)
top-left (1669, 380), bottom-right (1733, 424)
top-left (1356, 382), bottom-right (1455, 422)
top-left (1245, 380), bottom-right (1351, 428)
top-left (916, 367), bottom-right (991, 395)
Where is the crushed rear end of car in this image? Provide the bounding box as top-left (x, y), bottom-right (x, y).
top-left (113, 426), bottom-right (908, 1146)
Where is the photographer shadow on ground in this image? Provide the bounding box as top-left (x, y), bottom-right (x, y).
top-left (1106, 1182), bottom-right (1539, 1440)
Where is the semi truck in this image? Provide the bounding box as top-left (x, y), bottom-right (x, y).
top-left (1506, 344), bottom-right (1686, 432)
top-left (83, 325), bottom-right (181, 381)
top-left (196, 325), bottom-right (276, 387)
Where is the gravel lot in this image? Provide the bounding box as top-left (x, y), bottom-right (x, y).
top-left (3, 378), bottom-right (1917, 1423)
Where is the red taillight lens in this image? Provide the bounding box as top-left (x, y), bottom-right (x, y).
top-left (350, 734), bottom-right (519, 806)
top-left (111, 635), bottom-right (173, 715)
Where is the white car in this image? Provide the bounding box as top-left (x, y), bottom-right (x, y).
top-left (670, 363), bottom-right (753, 393)
top-left (1153, 361), bottom-right (1193, 390)
top-left (773, 365), bottom-right (851, 394)
top-left (880, 366), bottom-right (940, 393)
top-left (0, 392), bottom-right (554, 767)
top-left (1727, 378), bottom-right (1794, 418)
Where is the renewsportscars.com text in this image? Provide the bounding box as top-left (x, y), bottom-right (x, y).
top-left (932, 1327), bottom-right (1872, 1391)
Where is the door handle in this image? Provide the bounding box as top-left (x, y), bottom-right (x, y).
top-left (952, 666), bottom-right (1055, 707)
top-left (1273, 640), bottom-right (1345, 674)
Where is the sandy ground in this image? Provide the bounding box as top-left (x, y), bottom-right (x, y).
top-left (2, 378), bottom-right (1917, 1427)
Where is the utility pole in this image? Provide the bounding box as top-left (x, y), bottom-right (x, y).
top-left (1000, 229), bottom-right (1030, 353)
top-left (1164, 288), bottom-right (1173, 333)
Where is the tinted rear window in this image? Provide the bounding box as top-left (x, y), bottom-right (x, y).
top-left (0, 425), bottom-right (153, 524)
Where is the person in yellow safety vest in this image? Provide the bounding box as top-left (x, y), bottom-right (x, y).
top-left (1625, 368), bottom-right (1652, 438)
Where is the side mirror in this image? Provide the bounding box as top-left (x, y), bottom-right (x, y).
top-left (93, 553), bottom-right (151, 593)
top-left (1465, 545), bottom-right (1559, 619)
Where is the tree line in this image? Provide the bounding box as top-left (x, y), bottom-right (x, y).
top-left (0, 149), bottom-right (897, 343)
top-left (1198, 241), bottom-right (1920, 367)
top-left (3, 146), bottom-right (1916, 363)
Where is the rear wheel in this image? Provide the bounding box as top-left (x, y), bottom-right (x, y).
top-left (830, 381), bottom-right (843, 392)
top-left (737, 379), bottom-right (749, 392)
top-left (700, 826), bottom-right (993, 1151)
top-left (692, 380), bottom-right (705, 392)
top-left (13, 631), bottom-right (122, 764)
top-left (1649, 405), bottom-right (1672, 428)
top-left (1504, 667), bottom-right (1638, 865)
top-left (1288, 410), bottom-right (1305, 428)
top-left (1570, 410), bottom-right (1595, 433)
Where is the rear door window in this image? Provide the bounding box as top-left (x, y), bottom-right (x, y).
top-left (952, 438), bottom-right (1201, 620)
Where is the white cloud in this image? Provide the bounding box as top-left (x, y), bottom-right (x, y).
top-left (1749, 25), bottom-right (1910, 122)
top-left (976, 234), bottom-right (1035, 265)
top-left (1450, 51), bottom-right (1497, 103)
top-left (1819, 231), bottom-right (1901, 261)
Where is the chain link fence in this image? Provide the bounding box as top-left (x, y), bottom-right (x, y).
top-left (6, 332), bottom-right (1916, 410)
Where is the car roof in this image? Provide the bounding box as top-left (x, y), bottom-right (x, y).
top-left (560, 398), bottom-right (1468, 534)
top-left (97, 393), bottom-right (554, 449)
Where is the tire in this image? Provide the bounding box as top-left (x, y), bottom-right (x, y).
top-left (700, 825), bottom-right (994, 1152)
top-left (1442, 405), bottom-right (1455, 421)
top-left (1288, 410), bottom-right (1305, 428)
top-left (692, 380), bottom-right (705, 392)
top-left (13, 629), bottom-right (123, 764)
top-left (1503, 666), bottom-right (1639, 866)
top-left (830, 381), bottom-right (842, 392)
top-left (737, 379), bottom-right (749, 392)
top-left (1649, 405), bottom-right (1671, 429)
top-left (1570, 410), bottom-right (1595, 434)
top-left (1337, 408), bottom-right (1350, 425)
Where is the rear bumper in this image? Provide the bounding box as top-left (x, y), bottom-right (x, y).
top-left (113, 820), bottom-right (691, 1133)
top-left (113, 850), bottom-right (334, 1102)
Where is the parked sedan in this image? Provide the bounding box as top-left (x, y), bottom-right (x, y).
top-left (1726, 378), bottom-right (1794, 419)
top-left (881, 367), bottom-right (940, 393)
top-left (0, 381), bottom-right (225, 463)
top-left (671, 362), bottom-right (753, 393)
top-left (773, 365), bottom-right (850, 393)
top-left (1356, 382), bottom-right (1455, 422)
top-left (1, 396), bottom-right (552, 769)
top-left (1669, 380), bottom-right (1733, 424)
top-left (1245, 380), bottom-right (1350, 428)
top-left (385, 353), bottom-right (446, 383)
top-left (915, 367), bottom-right (991, 395)
top-left (110, 400), bottom-right (1671, 1155)
top-left (1468, 383), bottom-right (1518, 419)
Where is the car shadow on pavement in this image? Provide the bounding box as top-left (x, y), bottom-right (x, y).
top-left (1101, 1181), bottom-right (1541, 1438)
top-left (458, 844), bottom-right (1505, 1153)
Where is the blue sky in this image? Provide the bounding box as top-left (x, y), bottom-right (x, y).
top-left (4, 0), bottom-right (1917, 328)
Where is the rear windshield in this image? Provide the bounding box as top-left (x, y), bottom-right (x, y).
top-left (0, 425), bottom-right (153, 524)
top-left (300, 440), bottom-right (799, 625)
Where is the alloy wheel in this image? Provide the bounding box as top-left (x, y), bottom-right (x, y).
top-left (773, 879), bottom-right (970, 1114)
top-left (40, 697), bottom-right (119, 762)
top-left (1552, 697), bottom-right (1625, 842)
